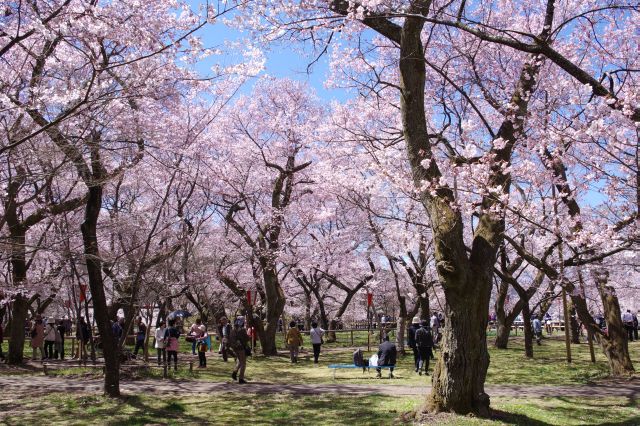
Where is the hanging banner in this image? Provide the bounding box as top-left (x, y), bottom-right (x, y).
top-left (247, 290), bottom-right (257, 306)
top-left (367, 292), bottom-right (373, 307)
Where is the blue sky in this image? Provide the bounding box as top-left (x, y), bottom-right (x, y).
top-left (187, 4), bottom-right (350, 103)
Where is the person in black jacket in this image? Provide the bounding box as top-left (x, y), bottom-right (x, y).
top-left (376, 336), bottom-right (397, 378)
top-left (415, 321), bottom-right (434, 375)
top-left (407, 317), bottom-right (419, 372)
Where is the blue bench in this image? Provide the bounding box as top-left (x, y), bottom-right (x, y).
top-left (327, 364), bottom-right (395, 379)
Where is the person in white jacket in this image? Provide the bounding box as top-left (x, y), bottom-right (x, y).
top-left (155, 320), bottom-right (167, 366)
top-left (430, 314), bottom-right (440, 344)
top-left (309, 322), bottom-right (325, 364)
top-left (43, 319), bottom-right (57, 360)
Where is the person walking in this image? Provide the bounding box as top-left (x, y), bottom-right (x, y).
top-left (309, 321), bottom-right (325, 364)
top-left (155, 320), bottom-right (167, 366)
top-left (196, 332), bottom-right (209, 368)
top-left (532, 315), bottom-right (543, 345)
top-left (407, 317), bottom-right (420, 372)
top-left (54, 319), bottom-right (65, 360)
top-left (30, 315), bottom-right (45, 361)
top-left (430, 313), bottom-right (440, 344)
top-left (544, 312), bottom-right (553, 335)
top-left (633, 312), bottom-right (639, 341)
top-left (286, 320), bottom-right (303, 363)
top-left (219, 317), bottom-right (231, 362)
top-left (111, 317), bottom-right (123, 341)
top-left (165, 319), bottom-right (181, 371)
top-left (189, 318), bottom-right (205, 355)
top-left (622, 310), bottom-right (635, 342)
top-left (229, 317), bottom-right (249, 384)
top-left (415, 321), bottom-right (434, 375)
top-left (133, 317), bottom-right (147, 358)
top-left (375, 336), bottom-right (397, 378)
top-left (74, 317), bottom-right (89, 359)
top-left (43, 319), bottom-right (57, 360)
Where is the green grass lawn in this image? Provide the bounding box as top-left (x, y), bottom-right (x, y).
top-left (2, 333), bottom-right (640, 425)
top-left (9, 332), bottom-right (640, 387)
top-left (0, 392), bottom-right (637, 425)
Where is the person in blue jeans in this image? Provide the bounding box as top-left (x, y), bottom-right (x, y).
top-left (189, 318), bottom-right (205, 355)
top-left (133, 317), bottom-right (147, 357)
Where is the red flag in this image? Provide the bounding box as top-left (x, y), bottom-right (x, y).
top-left (367, 293), bottom-right (373, 307)
top-left (79, 283), bottom-right (87, 303)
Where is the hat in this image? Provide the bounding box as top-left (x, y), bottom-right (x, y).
top-left (412, 317), bottom-right (420, 324)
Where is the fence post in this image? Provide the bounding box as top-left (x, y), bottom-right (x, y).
top-left (189, 361), bottom-right (193, 373)
top-left (163, 363), bottom-right (168, 379)
top-left (43, 363), bottom-right (48, 376)
top-left (350, 330), bottom-right (354, 346)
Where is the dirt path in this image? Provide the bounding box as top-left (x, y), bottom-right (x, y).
top-left (0, 374), bottom-right (638, 399)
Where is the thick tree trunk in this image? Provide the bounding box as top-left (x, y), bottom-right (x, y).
top-left (428, 284), bottom-right (491, 416)
top-left (327, 318), bottom-right (338, 343)
top-left (569, 286), bottom-right (634, 375)
top-left (7, 295), bottom-right (28, 364)
top-left (599, 290), bottom-right (634, 375)
top-left (396, 312), bottom-right (406, 355)
top-left (81, 185), bottom-right (120, 397)
top-left (309, 284), bottom-right (329, 330)
top-left (418, 292), bottom-right (430, 321)
top-left (511, 281), bottom-right (533, 358)
top-left (304, 291), bottom-right (312, 331)
top-left (494, 321), bottom-right (511, 350)
top-left (493, 280), bottom-right (511, 349)
top-left (590, 273), bottom-right (633, 375)
top-left (261, 312), bottom-right (280, 356)
top-left (261, 269), bottom-right (285, 356)
top-left (7, 219), bottom-right (28, 364)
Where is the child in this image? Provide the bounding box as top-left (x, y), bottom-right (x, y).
top-left (165, 319), bottom-right (180, 371)
top-left (196, 333), bottom-right (208, 368)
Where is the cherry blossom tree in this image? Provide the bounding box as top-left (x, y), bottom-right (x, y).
top-left (230, 0), bottom-right (638, 415)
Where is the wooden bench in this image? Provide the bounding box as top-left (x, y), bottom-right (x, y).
top-left (327, 364), bottom-right (395, 379)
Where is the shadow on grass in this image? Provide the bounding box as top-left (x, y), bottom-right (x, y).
top-left (491, 409), bottom-right (553, 426)
top-left (106, 395), bottom-right (208, 426)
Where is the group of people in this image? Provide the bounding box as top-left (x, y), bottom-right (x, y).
top-left (152, 316), bottom-right (252, 384)
top-left (285, 321), bottom-right (326, 364)
top-left (153, 318), bottom-right (182, 370)
top-left (28, 314), bottom-right (78, 360)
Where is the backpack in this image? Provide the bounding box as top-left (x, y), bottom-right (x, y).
top-left (227, 328), bottom-right (238, 348)
top-left (353, 348), bottom-right (364, 366)
top-left (415, 327), bottom-right (433, 349)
